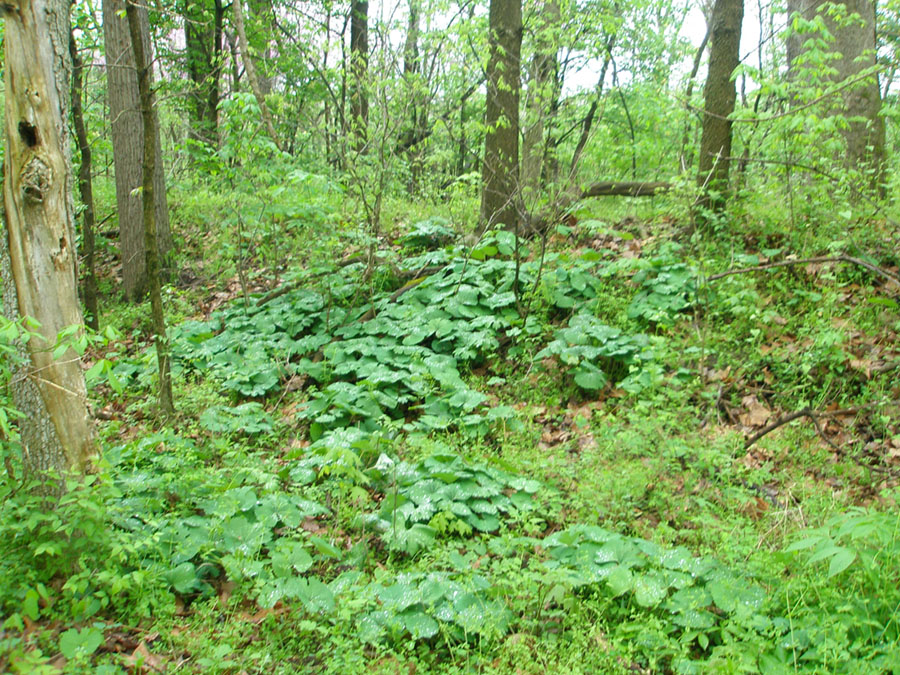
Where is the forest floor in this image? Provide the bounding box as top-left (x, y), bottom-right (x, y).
top-left (3, 203), bottom-right (900, 673)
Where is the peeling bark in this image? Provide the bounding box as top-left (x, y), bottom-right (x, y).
top-left (1, 0), bottom-right (94, 477)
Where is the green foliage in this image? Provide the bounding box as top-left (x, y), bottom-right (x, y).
top-left (356, 571), bottom-right (512, 644)
top-left (360, 452), bottom-right (541, 552)
top-left (628, 260), bottom-right (696, 326)
top-left (774, 508), bottom-right (900, 669)
top-left (541, 526), bottom-right (770, 657)
top-left (535, 312), bottom-right (656, 392)
top-left (199, 402), bottom-right (274, 436)
top-left (398, 217), bottom-right (456, 250)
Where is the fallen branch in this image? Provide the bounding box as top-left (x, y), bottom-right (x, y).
top-left (745, 408), bottom-right (837, 450)
top-left (707, 255), bottom-right (900, 285)
top-left (745, 399), bottom-right (900, 461)
top-left (525, 179), bottom-right (673, 236)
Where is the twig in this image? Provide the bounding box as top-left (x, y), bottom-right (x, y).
top-left (745, 399), bottom-right (900, 454)
top-left (707, 255), bottom-right (900, 285)
top-left (745, 408), bottom-right (816, 449)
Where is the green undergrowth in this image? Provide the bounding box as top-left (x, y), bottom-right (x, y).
top-left (2, 221), bottom-right (899, 673)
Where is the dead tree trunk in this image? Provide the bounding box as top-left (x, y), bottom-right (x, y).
top-left (1, 0), bottom-right (95, 478)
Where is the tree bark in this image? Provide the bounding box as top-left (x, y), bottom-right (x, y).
top-left (480, 0), bottom-right (522, 231)
top-left (233, 0), bottom-right (282, 152)
top-left (787, 0), bottom-right (886, 190)
top-left (349, 0), bottom-right (369, 151)
top-left (102, 0), bottom-right (172, 301)
top-left (125, 0), bottom-right (174, 416)
top-left (1, 0), bottom-right (94, 477)
top-left (696, 0), bottom-right (743, 217)
top-left (69, 30), bottom-right (100, 331)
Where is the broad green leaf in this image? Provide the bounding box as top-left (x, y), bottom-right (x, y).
top-left (165, 562), bottom-right (200, 594)
top-left (606, 566), bottom-right (634, 597)
top-left (59, 627), bottom-right (104, 660)
top-left (634, 572), bottom-right (668, 607)
top-left (827, 548), bottom-right (856, 577)
top-left (574, 367), bottom-right (607, 390)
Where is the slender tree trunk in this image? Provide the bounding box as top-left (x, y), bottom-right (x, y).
top-left (349, 0), bottom-right (369, 151)
top-left (125, 0), bottom-right (174, 416)
top-left (480, 0), bottom-right (522, 231)
top-left (520, 0), bottom-right (560, 203)
top-left (696, 0), bottom-right (743, 217)
top-left (679, 24), bottom-right (711, 171)
top-left (69, 31), bottom-right (100, 331)
top-left (233, 0), bottom-right (282, 152)
top-left (402, 0), bottom-right (422, 193)
top-left (568, 32), bottom-right (616, 184)
top-left (248, 0), bottom-right (275, 95)
top-left (102, 0), bottom-right (172, 301)
top-left (1, 0), bottom-right (94, 478)
top-left (323, 6), bottom-right (333, 162)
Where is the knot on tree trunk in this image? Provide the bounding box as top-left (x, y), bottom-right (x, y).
top-left (21, 156), bottom-right (51, 203)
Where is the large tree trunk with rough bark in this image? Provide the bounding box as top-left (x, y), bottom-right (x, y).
top-left (1, 0), bottom-right (94, 478)
top-left (696, 0), bottom-right (743, 216)
top-left (480, 0), bottom-right (522, 231)
top-left (787, 0), bottom-right (885, 189)
top-left (102, 0), bottom-right (171, 301)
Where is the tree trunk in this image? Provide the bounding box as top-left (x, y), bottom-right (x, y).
top-left (102, 0), bottom-right (172, 301)
top-left (349, 0), bottom-right (369, 151)
top-left (402, 0), bottom-right (422, 193)
top-left (248, 0), bottom-right (274, 95)
top-left (1, 0), bottom-right (94, 478)
top-left (679, 23), bottom-right (710, 171)
top-left (480, 0), bottom-right (522, 231)
top-left (69, 30), bottom-right (100, 331)
top-left (696, 0), bottom-right (743, 216)
top-left (787, 0), bottom-right (886, 190)
top-left (184, 0), bottom-right (224, 146)
top-left (233, 0), bottom-right (283, 152)
top-left (125, 0), bottom-right (174, 416)
top-left (520, 0), bottom-right (560, 204)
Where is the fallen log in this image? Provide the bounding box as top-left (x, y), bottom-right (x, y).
top-left (580, 180), bottom-right (672, 198)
